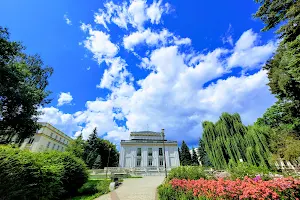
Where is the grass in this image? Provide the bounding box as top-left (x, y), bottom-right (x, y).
top-left (71, 179), bottom-right (111, 200)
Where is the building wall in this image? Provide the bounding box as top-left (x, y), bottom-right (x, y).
top-left (119, 144), bottom-right (180, 168)
top-left (20, 123), bottom-right (72, 152)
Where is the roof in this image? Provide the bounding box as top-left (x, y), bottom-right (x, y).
top-left (39, 122), bottom-right (72, 140)
top-left (130, 131), bottom-right (161, 136)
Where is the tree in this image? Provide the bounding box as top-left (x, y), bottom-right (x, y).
top-left (180, 140), bottom-right (192, 166)
top-left (191, 148), bottom-right (199, 166)
top-left (92, 155), bottom-right (102, 169)
top-left (82, 128), bottom-right (119, 169)
top-left (66, 133), bottom-right (85, 159)
top-left (178, 147), bottom-right (182, 165)
top-left (198, 139), bottom-right (211, 167)
top-left (0, 27), bottom-right (53, 144)
top-left (202, 113), bottom-right (271, 169)
top-left (83, 128), bottom-right (99, 168)
top-left (254, 0), bottom-right (300, 134)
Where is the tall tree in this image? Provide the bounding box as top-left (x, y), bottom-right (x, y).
top-left (198, 139), bottom-right (211, 167)
top-left (254, 0), bottom-right (300, 134)
top-left (202, 113), bottom-right (271, 169)
top-left (92, 155), bottom-right (102, 169)
top-left (191, 148), bottom-right (199, 166)
top-left (66, 133), bottom-right (86, 159)
top-left (180, 140), bottom-right (192, 166)
top-left (83, 128), bottom-right (99, 168)
top-left (0, 27), bottom-right (53, 144)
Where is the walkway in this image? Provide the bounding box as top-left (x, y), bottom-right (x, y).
top-left (95, 176), bottom-right (165, 200)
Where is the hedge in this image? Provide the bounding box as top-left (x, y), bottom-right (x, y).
top-left (167, 166), bottom-right (207, 181)
top-left (0, 145), bottom-right (88, 200)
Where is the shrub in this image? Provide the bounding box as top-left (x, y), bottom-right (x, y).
top-left (0, 145), bottom-right (63, 200)
top-left (167, 166), bottom-right (207, 181)
top-left (42, 151), bottom-right (89, 197)
top-left (228, 162), bottom-right (271, 180)
top-left (77, 179), bottom-right (110, 197)
top-left (0, 145), bottom-right (88, 200)
top-left (168, 177), bottom-right (300, 199)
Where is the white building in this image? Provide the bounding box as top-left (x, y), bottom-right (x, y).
top-left (19, 122), bottom-right (72, 152)
top-left (119, 131), bottom-right (180, 169)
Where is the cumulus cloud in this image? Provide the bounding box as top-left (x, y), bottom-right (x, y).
top-left (41, 2), bottom-right (278, 145)
top-left (123, 28), bottom-right (191, 50)
top-left (57, 92), bottom-right (73, 106)
top-left (82, 27), bottom-right (119, 63)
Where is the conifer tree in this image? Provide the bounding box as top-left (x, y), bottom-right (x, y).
top-left (178, 147), bottom-right (182, 165)
top-left (180, 140), bottom-right (192, 166)
top-left (191, 147), bottom-right (199, 165)
top-left (92, 155), bottom-right (102, 169)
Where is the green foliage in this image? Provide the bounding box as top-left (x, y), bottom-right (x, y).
top-left (254, 0), bottom-right (300, 136)
top-left (228, 162), bottom-right (271, 180)
top-left (0, 145), bottom-right (88, 200)
top-left (167, 166), bottom-right (207, 181)
top-left (180, 141), bottom-right (192, 166)
top-left (82, 128), bottom-right (119, 169)
top-left (92, 155), bottom-right (102, 169)
top-left (75, 179), bottom-right (110, 200)
top-left (202, 113), bottom-right (272, 169)
top-left (0, 27), bottom-right (53, 144)
top-left (191, 148), bottom-right (199, 166)
top-left (66, 133), bottom-right (86, 159)
top-left (42, 151), bottom-right (89, 198)
top-left (198, 139), bottom-right (211, 167)
top-left (158, 183), bottom-right (196, 200)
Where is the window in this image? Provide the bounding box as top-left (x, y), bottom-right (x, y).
top-left (61, 147), bottom-right (64, 151)
top-left (136, 159), bottom-right (141, 167)
top-left (148, 148), bottom-right (152, 156)
top-left (50, 132), bottom-right (53, 138)
top-left (148, 158), bottom-right (152, 166)
top-left (137, 148), bottom-right (141, 156)
top-left (55, 135), bottom-right (57, 140)
top-left (52, 144), bottom-right (56, 149)
top-left (47, 142), bottom-right (51, 148)
top-left (57, 145), bottom-right (60, 150)
top-left (58, 137), bottom-right (61, 142)
top-left (159, 158), bottom-right (164, 166)
top-left (159, 148), bottom-right (163, 156)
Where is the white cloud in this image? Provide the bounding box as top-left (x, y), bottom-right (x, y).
top-left (227, 29), bottom-right (277, 69)
top-left (92, 0), bottom-right (170, 31)
top-left (57, 92), bottom-right (73, 106)
top-left (82, 27), bottom-right (119, 63)
top-left (222, 24), bottom-right (233, 46)
top-left (146, 0), bottom-right (163, 24)
top-left (64, 14), bottom-right (72, 25)
top-left (123, 28), bottom-right (191, 50)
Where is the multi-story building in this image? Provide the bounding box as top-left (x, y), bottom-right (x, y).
top-left (119, 131), bottom-right (180, 169)
top-left (20, 122), bottom-right (72, 152)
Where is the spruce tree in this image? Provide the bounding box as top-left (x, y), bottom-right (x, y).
top-left (191, 147), bottom-right (199, 166)
top-left (180, 140), bottom-right (192, 166)
top-left (198, 139), bottom-right (211, 167)
top-left (92, 155), bottom-right (102, 169)
top-left (83, 128), bottom-right (99, 168)
top-left (178, 147), bottom-right (182, 165)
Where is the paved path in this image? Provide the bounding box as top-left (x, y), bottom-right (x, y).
top-left (95, 176), bottom-right (165, 200)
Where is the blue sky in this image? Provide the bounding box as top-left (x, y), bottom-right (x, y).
top-left (1, 0), bottom-right (277, 147)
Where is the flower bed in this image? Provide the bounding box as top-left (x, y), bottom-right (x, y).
top-left (161, 177), bottom-right (300, 199)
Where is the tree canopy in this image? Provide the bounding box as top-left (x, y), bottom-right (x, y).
top-left (180, 140), bottom-right (192, 166)
top-left (191, 148), bottom-right (199, 166)
top-left (0, 27), bottom-right (53, 144)
top-left (202, 113), bottom-right (271, 169)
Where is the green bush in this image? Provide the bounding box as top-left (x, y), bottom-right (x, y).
top-left (42, 151), bottom-right (89, 197)
top-left (0, 145), bottom-right (88, 200)
top-left (167, 166), bottom-right (207, 181)
top-left (76, 179), bottom-right (110, 198)
top-left (157, 183), bottom-right (197, 200)
top-left (228, 162), bottom-right (271, 180)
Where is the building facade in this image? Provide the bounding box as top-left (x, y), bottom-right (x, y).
top-left (119, 131), bottom-right (180, 169)
top-left (19, 122), bottom-right (72, 152)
